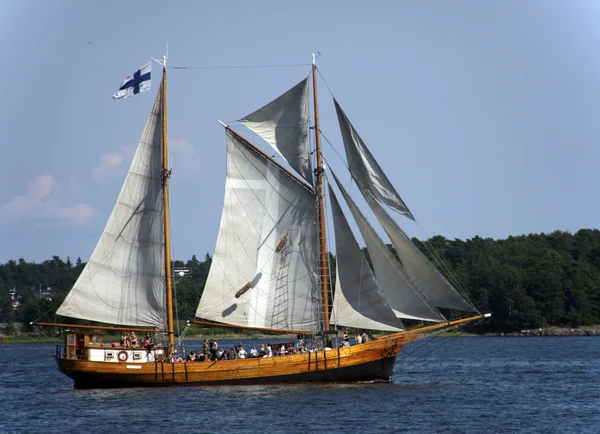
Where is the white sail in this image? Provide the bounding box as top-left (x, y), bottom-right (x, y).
top-left (331, 172), bottom-right (444, 322)
top-left (57, 82), bottom-right (166, 328)
top-left (329, 185), bottom-right (404, 332)
top-left (357, 183), bottom-right (476, 312)
top-left (331, 270), bottom-right (403, 332)
top-left (334, 98), bottom-right (414, 220)
top-left (196, 130), bottom-right (319, 331)
top-left (239, 77), bottom-right (313, 184)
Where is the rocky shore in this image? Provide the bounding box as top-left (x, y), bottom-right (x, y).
top-left (484, 327), bottom-right (600, 337)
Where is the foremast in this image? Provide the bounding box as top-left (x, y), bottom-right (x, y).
top-left (312, 54), bottom-right (330, 333)
top-left (160, 58), bottom-right (175, 352)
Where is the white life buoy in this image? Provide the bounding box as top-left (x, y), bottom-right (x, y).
top-left (118, 351), bottom-right (128, 362)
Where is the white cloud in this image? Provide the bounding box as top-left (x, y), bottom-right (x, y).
top-left (0, 174), bottom-right (96, 224)
top-left (92, 147), bottom-right (135, 183)
top-left (29, 174), bottom-right (56, 201)
top-left (59, 204), bottom-right (97, 223)
top-left (170, 138), bottom-right (195, 155)
top-left (91, 138), bottom-right (200, 185)
top-left (169, 137), bottom-right (201, 178)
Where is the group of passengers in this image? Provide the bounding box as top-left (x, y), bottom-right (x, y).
top-left (176, 330), bottom-right (373, 363)
top-left (350, 330), bottom-right (371, 345)
top-left (117, 332), bottom-right (153, 349)
top-left (178, 338), bottom-right (308, 362)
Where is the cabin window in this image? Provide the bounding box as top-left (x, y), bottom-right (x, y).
top-left (105, 352), bottom-right (114, 360)
top-left (67, 335), bottom-right (75, 345)
top-left (133, 352), bottom-right (143, 360)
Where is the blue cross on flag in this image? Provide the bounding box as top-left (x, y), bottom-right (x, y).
top-left (112, 62), bottom-right (151, 100)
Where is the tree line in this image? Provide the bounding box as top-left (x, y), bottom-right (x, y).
top-left (1, 229), bottom-right (599, 334)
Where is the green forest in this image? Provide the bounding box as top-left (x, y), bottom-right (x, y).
top-left (1, 229), bottom-right (599, 334)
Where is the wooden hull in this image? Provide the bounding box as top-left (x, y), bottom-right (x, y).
top-left (57, 334), bottom-right (418, 388)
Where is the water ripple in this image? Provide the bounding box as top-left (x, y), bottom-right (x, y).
top-left (1, 338), bottom-right (599, 433)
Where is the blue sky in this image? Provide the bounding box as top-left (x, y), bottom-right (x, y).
top-left (1, 1), bottom-right (599, 263)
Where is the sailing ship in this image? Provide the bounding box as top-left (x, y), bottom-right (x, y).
top-left (37, 55), bottom-right (490, 388)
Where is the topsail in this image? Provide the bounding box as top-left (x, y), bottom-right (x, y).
top-left (239, 77), bottom-right (313, 184)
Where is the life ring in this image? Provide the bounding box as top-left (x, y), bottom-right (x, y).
top-left (118, 351), bottom-right (128, 362)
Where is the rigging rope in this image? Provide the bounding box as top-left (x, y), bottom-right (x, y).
top-left (415, 222), bottom-right (480, 314)
top-left (396, 325), bottom-right (467, 368)
top-left (171, 63), bottom-right (311, 70)
top-left (168, 193), bottom-right (182, 338)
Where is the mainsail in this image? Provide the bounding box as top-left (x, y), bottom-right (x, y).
top-left (331, 172), bottom-right (444, 322)
top-left (334, 98), bottom-right (414, 220)
top-left (56, 81), bottom-right (167, 328)
top-left (356, 183), bottom-right (476, 312)
top-left (328, 185), bottom-right (404, 332)
top-left (196, 130), bottom-right (319, 331)
top-left (239, 77), bottom-right (313, 184)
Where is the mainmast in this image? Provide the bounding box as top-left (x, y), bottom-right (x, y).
top-left (312, 54), bottom-right (330, 333)
top-left (160, 57), bottom-right (175, 351)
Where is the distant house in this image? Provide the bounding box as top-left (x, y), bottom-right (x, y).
top-left (33, 285), bottom-right (53, 301)
top-left (9, 288), bottom-right (21, 310)
top-left (41, 287), bottom-right (52, 301)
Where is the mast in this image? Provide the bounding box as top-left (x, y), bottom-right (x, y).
top-left (161, 58), bottom-right (175, 351)
top-left (312, 54), bottom-right (330, 333)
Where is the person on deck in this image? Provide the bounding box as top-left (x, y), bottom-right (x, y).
top-left (210, 339), bottom-right (218, 360)
top-left (250, 346), bottom-right (258, 358)
top-left (355, 332), bottom-right (363, 345)
top-left (264, 344), bottom-right (273, 358)
top-left (361, 331), bottom-right (369, 343)
top-left (238, 346), bottom-right (247, 359)
top-left (228, 347), bottom-right (237, 360)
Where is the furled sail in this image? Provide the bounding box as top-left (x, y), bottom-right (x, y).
top-left (329, 185), bottom-right (404, 332)
top-left (333, 98), bottom-right (414, 220)
top-left (196, 130), bottom-right (319, 331)
top-left (239, 77), bottom-right (313, 184)
top-left (357, 183), bottom-right (476, 312)
top-left (56, 82), bottom-right (166, 328)
top-left (331, 172), bottom-right (444, 322)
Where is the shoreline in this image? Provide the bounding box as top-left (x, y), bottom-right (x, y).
top-left (482, 326), bottom-right (600, 337)
top-left (3, 327), bottom-right (600, 344)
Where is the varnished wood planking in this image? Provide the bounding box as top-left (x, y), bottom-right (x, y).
top-left (58, 333), bottom-right (419, 386)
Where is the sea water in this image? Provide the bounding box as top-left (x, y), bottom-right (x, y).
top-left (1, 337), bottom-right (598, 433)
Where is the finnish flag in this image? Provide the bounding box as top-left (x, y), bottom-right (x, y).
top-left (112, 62), bottom-right (151, 100)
